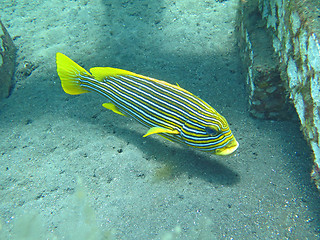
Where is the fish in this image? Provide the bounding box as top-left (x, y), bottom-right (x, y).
top-left (56, 52), bottom-right (239, 155)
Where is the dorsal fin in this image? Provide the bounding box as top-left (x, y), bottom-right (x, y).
top-left (90, 67), bottom-right (139, 81)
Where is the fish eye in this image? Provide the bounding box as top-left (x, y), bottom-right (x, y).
top-left (205, 126), bottom-right (219, 136)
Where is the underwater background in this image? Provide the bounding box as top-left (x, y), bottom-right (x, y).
top-left (0, 0), bottom-right (319, 239)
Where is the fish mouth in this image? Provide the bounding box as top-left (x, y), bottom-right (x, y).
top-left (214, 138), bottom-right (239, 156)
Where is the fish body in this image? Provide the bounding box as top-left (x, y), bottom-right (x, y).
top-left (56, 53), bottom-right (239, 155)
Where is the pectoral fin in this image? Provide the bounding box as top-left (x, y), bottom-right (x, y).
top-left (143, 127), bottom-right (179, 137)
top-left (102, 103), bottom-right (126, 116)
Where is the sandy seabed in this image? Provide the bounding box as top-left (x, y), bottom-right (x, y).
top-left (0, 0), bottom-right (319, 239)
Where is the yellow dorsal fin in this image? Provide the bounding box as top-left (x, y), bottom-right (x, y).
top-left (102, 103), bottom-right (126, 116)
top-left (143, 127), bottom-right (179, 137)
top-left (152, 78), bottom-right (187, 92)
top-left (90, 67), bottom-right (140, 81)
top-left (90, 67), bottom-right (189, 94)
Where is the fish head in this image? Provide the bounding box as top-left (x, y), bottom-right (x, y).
top-left (180, 112), bottom-right (239, 156)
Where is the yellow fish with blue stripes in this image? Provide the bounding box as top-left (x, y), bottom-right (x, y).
top-left (56, 53), bottom-right (239, 155)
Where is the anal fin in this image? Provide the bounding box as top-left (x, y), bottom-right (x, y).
top-left (102, 103), bottom-right (126, 116)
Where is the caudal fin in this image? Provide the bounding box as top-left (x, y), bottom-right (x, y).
top-left (56, 52), bottom-right (92, 95)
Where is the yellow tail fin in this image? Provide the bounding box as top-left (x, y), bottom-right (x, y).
top-left (56, 52), bottom-right (92, 95)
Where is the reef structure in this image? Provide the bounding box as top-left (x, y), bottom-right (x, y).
top-left (237, 0), bottom-right (320, 190)
top-left (0, 19), bottom-right (16, 100)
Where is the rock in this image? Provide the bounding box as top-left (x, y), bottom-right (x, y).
top-left (0, 19), bottom-right (16, 100)
top-left (237, 0), bottom-right (320, 192)
top-left (236, 1), bottom-right (294, 120)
